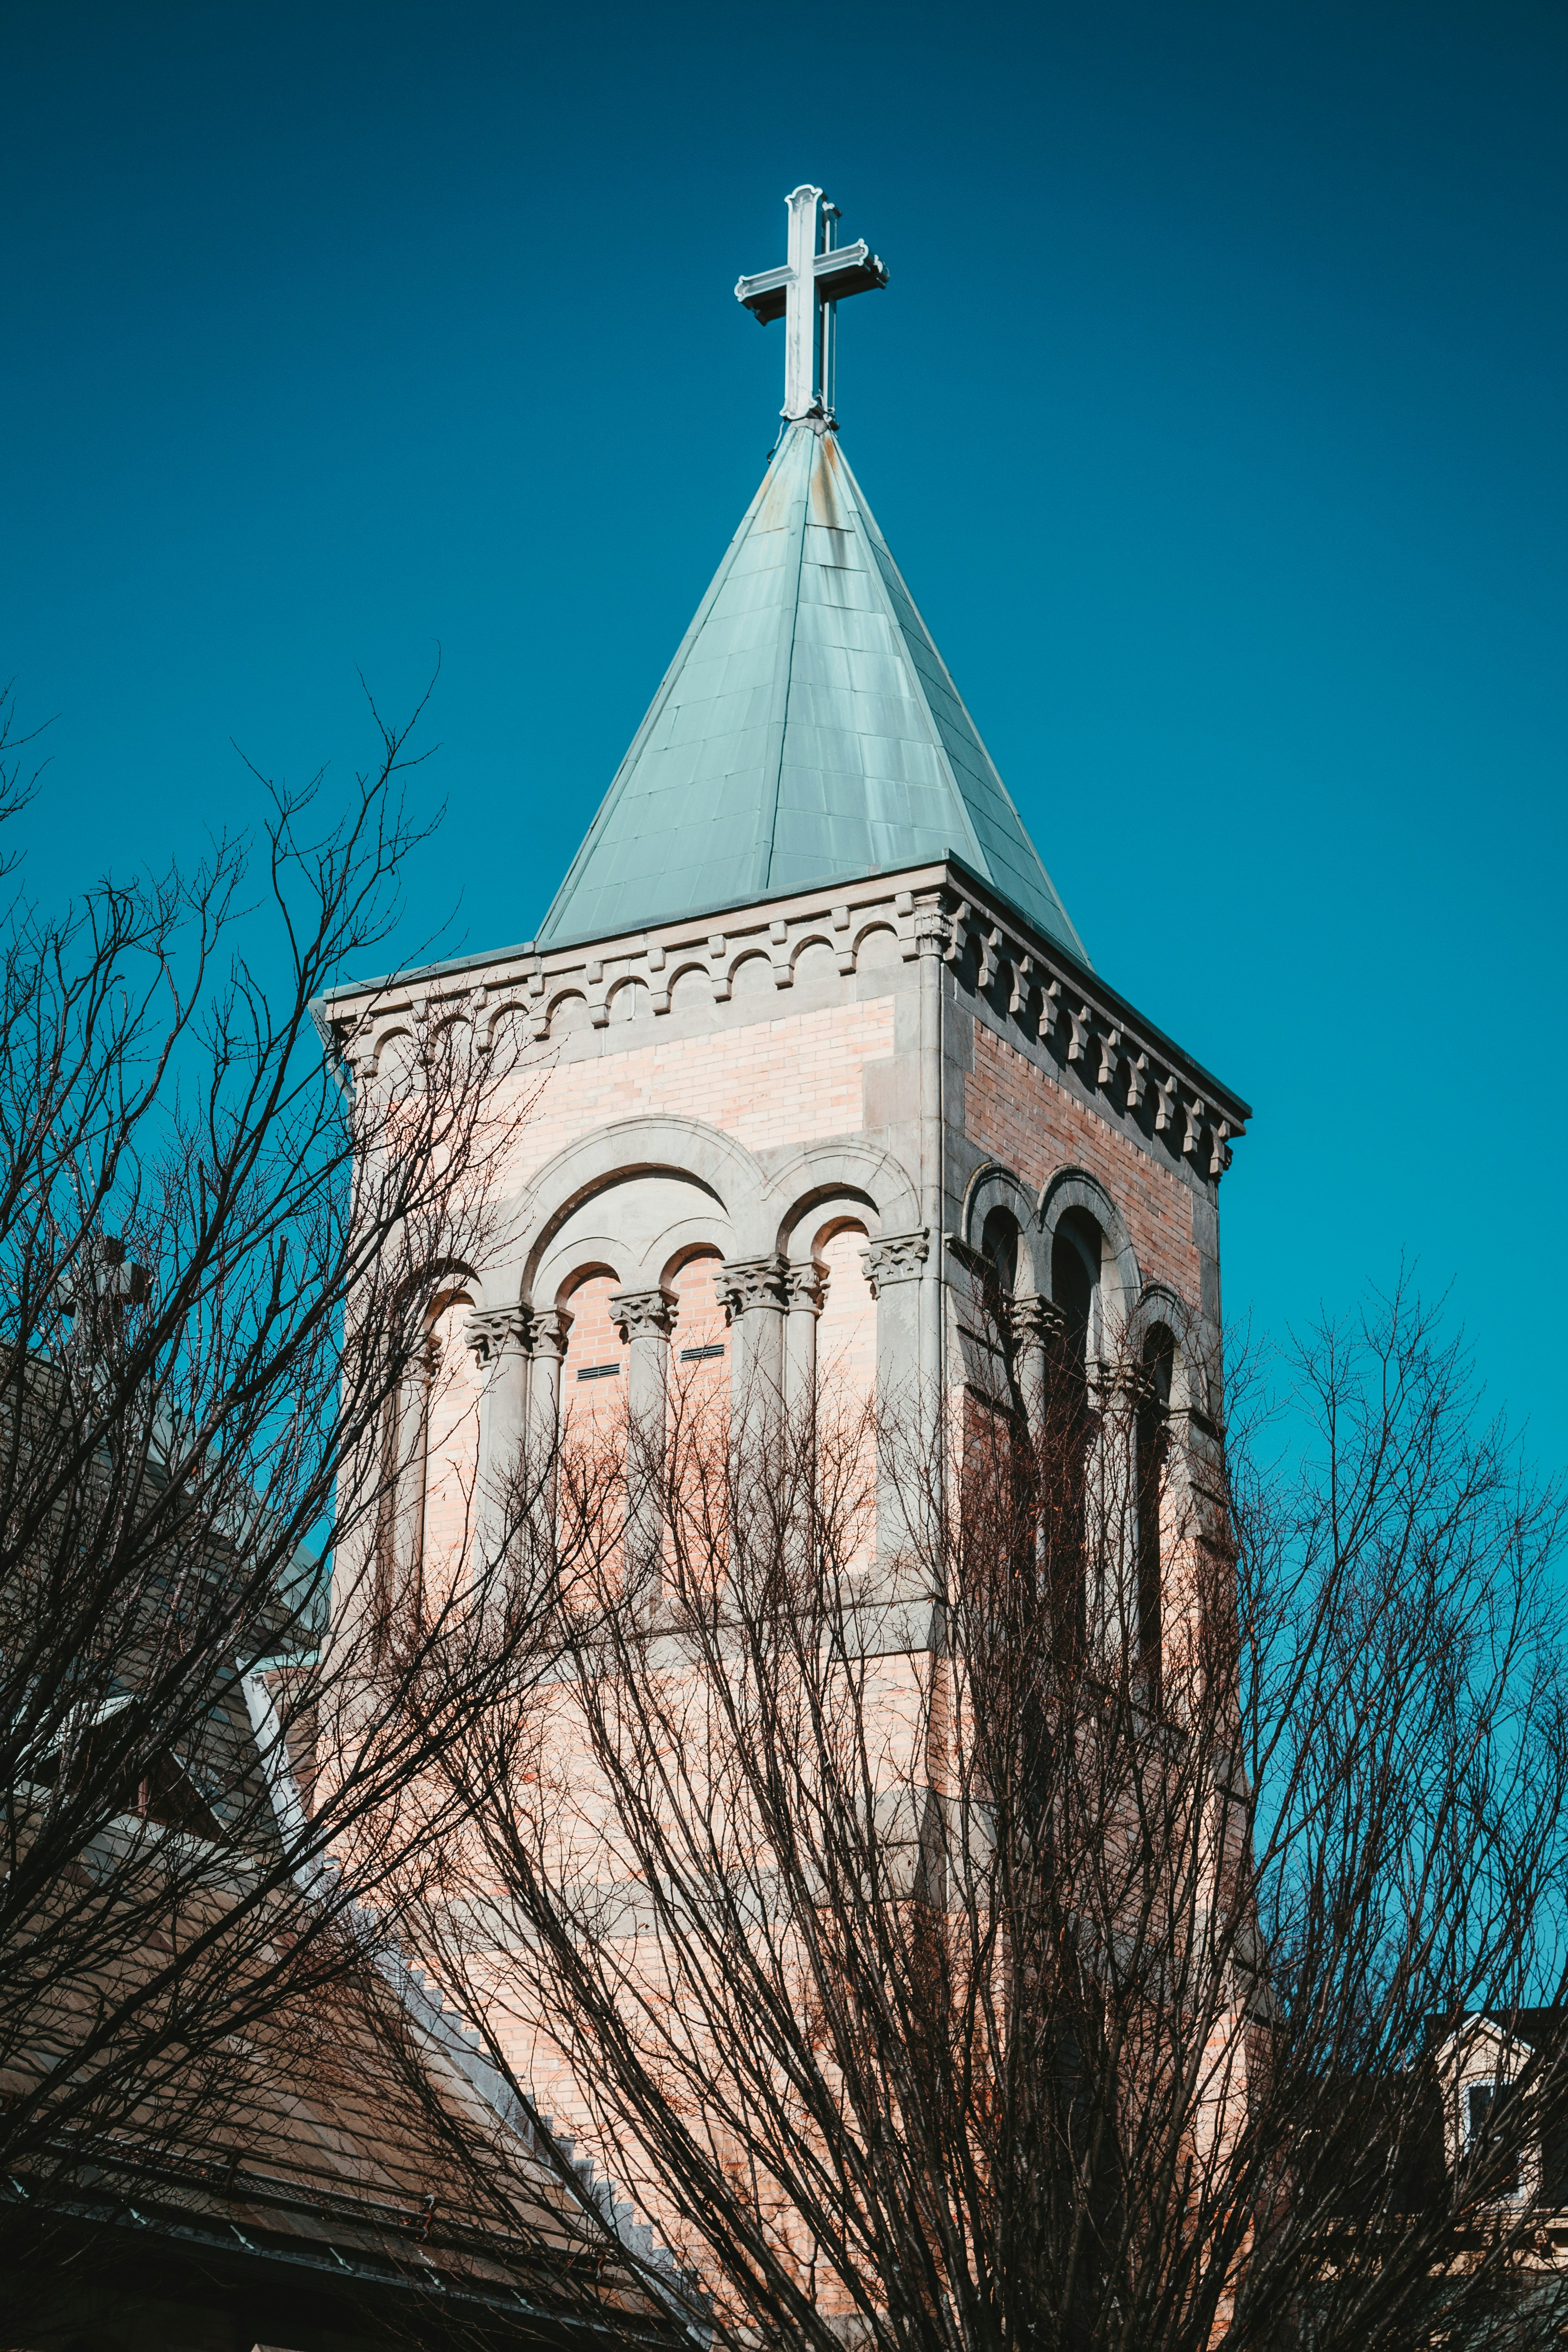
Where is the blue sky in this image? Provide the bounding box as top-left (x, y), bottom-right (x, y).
top-left (3, 1), bottom-right (1563, 1467)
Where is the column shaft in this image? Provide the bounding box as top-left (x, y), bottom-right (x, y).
top-left (467, 1307), bottom-right (531, 1580)
top-left (783, 1259), bottom-right (828, 1411)
top-left (611, 1287), bottom-right (678, 1598)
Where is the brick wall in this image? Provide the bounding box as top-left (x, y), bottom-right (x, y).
top-left (495, 994), bottom-right (897, 1191)
top-left (963, 1019), bottom-right (1204, 1309)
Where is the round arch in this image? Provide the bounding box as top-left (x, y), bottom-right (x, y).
top-left (760, 1139), bottom-right (921, 1260)
top-left (959, 1162), bottom-right (1044, 1297)
top-left (511, 1117), bottom-right (769, 1302)
top-left (1037, 1166), bottom-right (1141, 1328)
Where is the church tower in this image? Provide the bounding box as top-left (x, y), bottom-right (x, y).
top-left (318, 188), bottom-right (1258, 2302)
top-left (322, 181), bottom-right (1249, 1622)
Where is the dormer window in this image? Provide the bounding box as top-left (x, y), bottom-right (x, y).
top-left (1466, 2079), bottom-right (1498, 2143)
top-left (1463, 2076), bottom-right (1522, 2196)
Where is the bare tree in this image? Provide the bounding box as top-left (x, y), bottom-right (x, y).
top-left (0, 682), bottom-right (587, 2319)
top-left (403, 1280), bottom-right (1568, 2352)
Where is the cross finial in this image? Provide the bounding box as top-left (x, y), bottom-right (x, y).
top-left (735, 186), bottom-right (888, 425)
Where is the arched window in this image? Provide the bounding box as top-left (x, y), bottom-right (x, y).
top-left (979, 1205), bottom-right (1019, 1341)
top-left (963, 1208), bottom-right (1032, 1593)
top-left (421, 1289), bottom-right (480, 1599)
top-left (813, 1222), bottom-right (875, 1397)
top-left (1136, 1325), bottom-right (1175, 1697)
top-left (1044, 1210), bottom-right (1103, 1666)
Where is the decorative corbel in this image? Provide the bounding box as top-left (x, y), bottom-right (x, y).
top-left (822, 908), bottom-right (852, 975)
top-left (769, 916), bottom-right (793, 987)
top-left (1182, 1095), bottom-right (1206, 1158)
top-left (896, 889), bottom-right (919, 962)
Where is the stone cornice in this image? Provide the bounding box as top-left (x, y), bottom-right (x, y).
top-left (314, 857), bottom-right (1250, 1179)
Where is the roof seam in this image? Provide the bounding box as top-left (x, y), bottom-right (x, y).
top-left (758, 435), bottom-right (812, 898)
top-left (534, 462), bottom-right (774, 947)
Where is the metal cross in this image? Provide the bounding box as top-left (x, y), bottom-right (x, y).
top-left (735, 185), bottom-right (888, 422)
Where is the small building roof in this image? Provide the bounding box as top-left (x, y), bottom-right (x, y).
top-left (536, 421), bottom-right (1088, 962)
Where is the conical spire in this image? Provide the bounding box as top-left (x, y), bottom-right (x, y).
top-left (535, 423), bottom-right (1087, 963)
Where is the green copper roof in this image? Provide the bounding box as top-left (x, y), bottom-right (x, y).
top-left (535, 422), bottom-right (1088, 962)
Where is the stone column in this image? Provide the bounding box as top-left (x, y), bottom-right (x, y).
top-left (782, 1258), bottom-right (829, 1411)
top-left (1086, 1360), bottom-right (1138, 1669)
top-left (715, 1254), bottom-right (790, 1406)
top-left (392, 1332), bottom-right (438, 1605)
top-left (610, 1286), bottom-right (679, 1595)
top-left (716, 1257), bottom-right (791, 1559)
top-left (466, 1306), bottom-right (530, 1578)
top-left (520, 1307), bottom-right (572, 1554)
top-left (861, 1228), bottom-right (930, 1416)
top-left (1006, 1293), bottom-right (1061, 1462)
top-left (860, 1228), bottom-right (931, 1634)
top-left (525, 1307), bottom-right (572, 1448)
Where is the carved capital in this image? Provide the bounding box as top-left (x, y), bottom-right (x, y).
top-left (715, 1254), bottom-right (790, 1320)
top-left (1007, 1294), bottom-right (1063, 1348)
top-left (525, 1308), bottom-right (573, 1363)
top-left (466, 1306), bottom-right (531, 1366)
top-left (912, 903), bottom-right (947, 959)
top-left (859, 1228), bottom-right (930, 1298)
top-left (610, 1286), bottom-right (679, 1343)
top-left (783, 1259), bottom-right (830, 1315)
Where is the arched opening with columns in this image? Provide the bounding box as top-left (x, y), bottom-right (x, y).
top-left (1044, 1208), bottom-right (1102, 1666)
top-left (1135, 1321), bottom-right (1176, 1694)
top-left (811, 1220), bottom-right (875, 1401)
top-left (558, 1272), bottom-right (624, 1433)
top-left (667, 1249), bottom-right (728, 1411)
top-left (419, 1285), bottom-right (482, 1600)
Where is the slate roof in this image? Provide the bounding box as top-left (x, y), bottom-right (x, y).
top-left (0, 1857), bottom-right (683, 2350)
top-left (536, 421), bottom-right (1088, 962)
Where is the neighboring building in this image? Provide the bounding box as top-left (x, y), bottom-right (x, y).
top-left (1434, 2008), bottom-right (1568, 2224)
top-left (1, 1353), bottom-right (683, 2352)
top-left (1296, 2013), bottom-right (1568, 2336)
